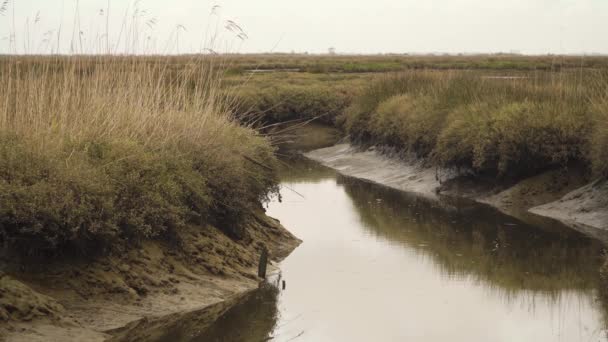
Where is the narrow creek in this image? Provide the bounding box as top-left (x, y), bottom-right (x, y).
top-left (183, 158), bottom-right (608, 342)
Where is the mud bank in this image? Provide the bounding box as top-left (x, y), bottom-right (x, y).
top-left (530, 179), bottom-right (608, 232)
top-left (0, 210), bottom-right (300, 342)
top-left (307, 143), bottom-right (607, 232)
top-left (306, 144), bottom-right (448, 199)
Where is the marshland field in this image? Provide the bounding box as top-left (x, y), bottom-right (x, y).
top-left (2, 50), bottom-right (608, 341)
top-left (227, 54), bottom-right (608, 178)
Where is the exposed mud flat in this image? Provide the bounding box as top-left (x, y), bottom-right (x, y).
top-left (0, 210), bottom-right (300, 342)
top-left (530, 179), bottom-right (608, 231)
top-left (306, 144), bottom-right (449, 199)
top-left (307, 143), bottom-right (607, 232)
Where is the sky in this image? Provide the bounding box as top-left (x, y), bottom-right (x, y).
top-left (1, 0), bottom-right (608, 55)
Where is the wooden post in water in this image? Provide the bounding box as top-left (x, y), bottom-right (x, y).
top-left (258, 245), bottom-right (268, 279)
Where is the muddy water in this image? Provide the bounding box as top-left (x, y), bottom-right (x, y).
top-left (195, 159), bottom-right (608, 342)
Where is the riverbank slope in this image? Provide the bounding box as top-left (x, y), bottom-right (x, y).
top-left (1, 209), bottom-right (299, 342)
top-left (307, 143), bottom-right (608, 233)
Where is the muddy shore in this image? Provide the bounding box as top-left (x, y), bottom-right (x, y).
top-left (0, 210), bottom-right (300, 342)
top-left (307, 143), bottom-right (608, 233)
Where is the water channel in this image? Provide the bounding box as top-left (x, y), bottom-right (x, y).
top-left (180, 158), bottom-right (608, 342)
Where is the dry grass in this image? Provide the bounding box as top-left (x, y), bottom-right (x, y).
top-left (0, 56), bottom-right (228, 150)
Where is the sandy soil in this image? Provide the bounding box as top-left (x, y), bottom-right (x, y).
top-left (307, 143), bottom-right (607, 232)
top-left (0, 210), bottom-right (300, 342)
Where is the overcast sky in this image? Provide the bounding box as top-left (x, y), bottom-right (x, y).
top-left (1, 0), bottom-right (607, 55)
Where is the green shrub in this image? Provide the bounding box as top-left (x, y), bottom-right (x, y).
top-left (192, 130), bottom-right (279, 238)
top-left (434, 101), bottom-right (589, 175)
top-left (0, 135), bottom-right (117, 253)
top-left (370, 94), bottom-right (445, 156)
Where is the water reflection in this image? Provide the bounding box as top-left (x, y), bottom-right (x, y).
top-left (189, 158), bottom-right (608, 341)
top-left (276, 156), bottom-right (335, 184)
top-left (338, 175), bottom-right (604, 295)
top-left (186, 283), bottom-right (281, 342)
top-left (150, 282), bottom-right (281, 342)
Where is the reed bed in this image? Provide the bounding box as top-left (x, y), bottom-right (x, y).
top-left (0, 55), bottom-right (278, 256)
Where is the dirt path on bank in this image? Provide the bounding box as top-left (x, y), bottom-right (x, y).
top-left (307, 143), bottom-right (607, 233)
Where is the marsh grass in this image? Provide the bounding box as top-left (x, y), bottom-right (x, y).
top-left (0, 55), bottom-right (279, 256)
top-left (223, 54), bottom-right (608, 74)
top-left (225, 58), bottom-right (608, 179)
top-left (342, 70), bottom-right (605, 177)
top-left (225, 72), bottom-right (365, 129)
top-left (590, 79), bottom-right (608, 177)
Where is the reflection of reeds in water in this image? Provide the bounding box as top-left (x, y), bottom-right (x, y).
top-left (277, 156), bottom-right (336, 184)
top-left (189, 283), bottom-right (281, 342)
top-left (337, 175), bottom-right (604, 299)
top-left (339, 175), bottom-right (608, 331)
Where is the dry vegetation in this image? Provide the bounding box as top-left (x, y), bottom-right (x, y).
top-left (0, 56), bottom-right (279, 256)
top-left (222, 55), bottom-right (608, 179)
top-left (223, 53), bottom-right (608, 73)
